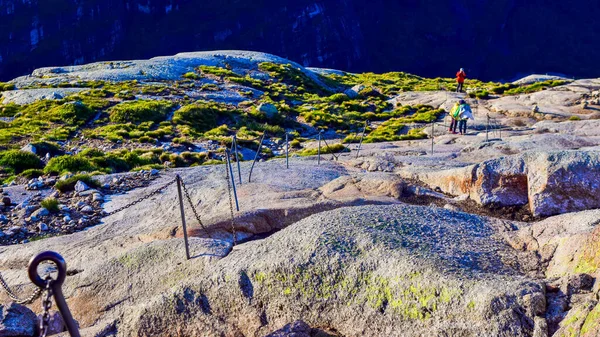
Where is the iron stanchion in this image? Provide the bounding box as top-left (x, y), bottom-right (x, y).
top-left (176, 175), bottom-right (191, 260)
top-left (431, 122), bottom-right (434, 155)
top-left (486, 114), bottom-right (490, 142)
top-left (28, 252), bottom-right (81, 337)
top-left (248, 132), bottom-right (265, 183)
top-left (317, 130), bottom-right (322, 165)
top-left (232, 135), bottom-right (242, 185)
top-left (356, 120), bottom-right (368, 158)
top-left (225, 150), bottom-right (239, 211)
top-left (285, 133), bottom-right (289, 169)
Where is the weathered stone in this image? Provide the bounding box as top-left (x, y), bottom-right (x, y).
top-left (0, 302), bottom-right (37, 337)
top-left (80, 206), bottom-right (93, 213)
top-left (74, 181), bottom-right (90, 192)
top-left (532, 317), bottom-right (547, 337)
top-left (443, 203), bottom-right (461, 212)
top-left (92, 193), bottom-right (104, 202)
top-left (258, 103), bottom-right (278, 118)
top-left (31, 207), bottom-right (49, 218)
top-left (1, 197), bottom-right (10, 206)
top-left (344, 84), bottom-right (365, 99)
top-left (0, 215), bottom-right (8, 224)
top-left (265, 321), bottom-right (311, 337)
top-left (38, 223), bottom-right (48, 231)
top-left (20, 144), bottom-right (37, 155)
top-left (402, 150), bottom-right (600, 217)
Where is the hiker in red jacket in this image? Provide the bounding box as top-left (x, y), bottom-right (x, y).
top-left (456, 68), bottom-right (466, 93)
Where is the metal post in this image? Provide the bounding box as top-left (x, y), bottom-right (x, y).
top-left (225, 150), bottom-right (239, 211)
top-left (285, 132), bottom-right (289, 169)
top-left (317, 130), bottom-right (322, 165)
top-left (28, 252), bottom-right (81, 337)
top-left (486, 114), bottom-right (490, 142)
top-left (499, 120), bottom-right (502, 139)
top-left (356, 120), bottom-right (368, 159)
top-left (431, 122), bottom-right (434, 155)
top-left (248, 133), bottom-right (265, 183)
top-left (232, 135), bottom-right (242, 185)
top-left (176, 175), bottom-right (191, 260)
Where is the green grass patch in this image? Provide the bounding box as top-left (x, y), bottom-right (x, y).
top-left (44, 155), bottom-right (95, 174)
top-left (298, 143), bottom-right (349, 156)
top-left (0, 150), bottom-right (43, 174)
top-left (108, 100), bottom-right (174, 124)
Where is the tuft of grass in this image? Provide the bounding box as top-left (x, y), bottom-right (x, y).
top-left (19, 168), bottom-right (44, 179)
top-left (108, 100), bottom-right (174, 124)
top-left (298, 143), bottom-right (349, 156)
top-left (569, 115), bottom-right (582, 121)
top-left (0, 82), bottom-right (15, 92)
top-left (40, 198), bottom-right (59, 213)
top-left (44, 155), bottom-right (94, 174)
top-left (198, 65), bottom-right (239, 77)
top-left (173, 101), bottom-right (235, 133)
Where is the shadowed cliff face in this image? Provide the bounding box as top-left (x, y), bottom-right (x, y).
top-left (1, 0), bottom-right (599, 81)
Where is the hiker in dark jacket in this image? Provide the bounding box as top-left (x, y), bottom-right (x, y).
top-left (456, 68), bottom-right (466, 92)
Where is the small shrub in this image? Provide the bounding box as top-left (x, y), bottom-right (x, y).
top-left (40, 198), bottom-right (59, 213)
top-left (328, 93), bottom-right (350, 103)
top-left (54, 174), bottom-right (100, 193)
top-left (108, 100), bottom-right (174, 124)
top-left (44, 155), bottom-right (94, 174)
top-left (290, 139), bottom-right (301, 148)
top-left (173, 102), bottom-right (233, 132)
top-left (79, 148), bottom-right (105, 158)
top-left (30, 141), bottom-right (61, 156)
top-left (183, 72), bottom-right (200, 80)
top-left (569, 115), bottom-right (582, 121)
top-left (0, 82), bottom-right (15, 92)
top-left (20, 168), bottom-right (44, 179)
top-left (0, 150), bottom-right (43, 174)
top-left (45, 102), bottom-right (95, 125)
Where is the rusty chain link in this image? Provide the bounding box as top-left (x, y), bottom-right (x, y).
top-left (104, 178), bottom-right (177, 217)
top-left (179, 177), bottom-right (211, 238)
top-left (224, 158), bottom-right (237, 246)
top-left (0, 271), bottom-right (42, 304)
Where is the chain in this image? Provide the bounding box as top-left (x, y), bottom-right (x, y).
top-left (0, 271), bottom-right (42, 304)
top-left (320, 136), bottom-right (346, 161)
top-left (39, 275), bottom-right (53, 337)
top-left (179, 177), bottom-right (211, 237)
top-left (104, 178), bottom-right (177, 217)
top-left (224, 157), bottom-right (237, 246)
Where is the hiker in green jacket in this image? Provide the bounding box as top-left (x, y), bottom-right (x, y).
top-left (449, 101), bottom-right (461, 134)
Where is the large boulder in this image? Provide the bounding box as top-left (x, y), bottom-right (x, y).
top-left (401, 150), bottom-right (600, 217)
top-left (258, 103), bottom-right (279, 119)
top-left (0, 302), bottom-right (37, 337)
top-left (110, 204), bottom-right (543, 336)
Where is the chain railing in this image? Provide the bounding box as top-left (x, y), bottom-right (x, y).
top-left (104, 178), bottom-right (177, 217)
top-left (0, 272), bottom-right (42, 304)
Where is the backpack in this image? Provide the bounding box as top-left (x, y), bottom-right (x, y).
top-left (451, 104), bottom-right (461, 119)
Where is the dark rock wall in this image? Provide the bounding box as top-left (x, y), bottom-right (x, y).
top-left (1, 0), bottom-right (599, 81)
